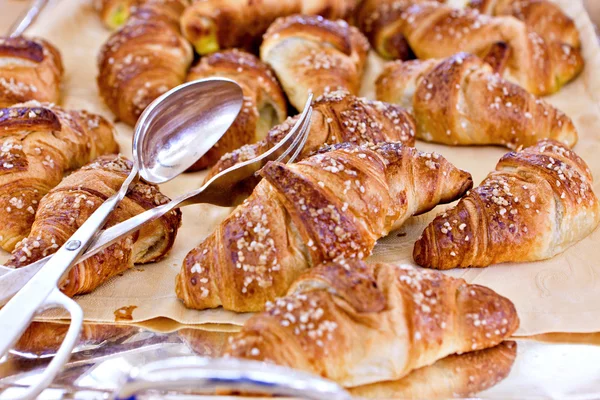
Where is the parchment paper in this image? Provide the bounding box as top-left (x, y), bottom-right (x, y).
top-left (2, 0), bottom-right (599, 335)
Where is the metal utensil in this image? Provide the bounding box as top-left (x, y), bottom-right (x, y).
top-left (8, 0), bottom-right (49, 37)
top-left (0, 78), bottom-right (244, 399)
top-left (0, 94), bottom-right (314, 308)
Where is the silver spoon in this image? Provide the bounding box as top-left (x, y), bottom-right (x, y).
top-left (0, 77), bottom-right (243, 400)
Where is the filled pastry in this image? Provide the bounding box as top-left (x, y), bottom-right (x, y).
top-left (225, 258), bottom-right (519, 387)
top-left (376, 52), bottom-right (578, 148)
top-left (97, 0), bottom-right (193, 126)
top-left (8, 155), bottom-right (182, 297)
top-left (414, 140), bottom-right (600, 269)
top-left (261, 15), bottom-right (370, 111)
top-left (186, 49), bottom-right (287, 170)
top-left (0, 37), bottom-right (63, 107)
top-left (177, 142), bottom-right (472, 312)
top-left (0, 102), bottom-right (119, 251)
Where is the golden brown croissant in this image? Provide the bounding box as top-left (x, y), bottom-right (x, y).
top-left (0, 37), bottom-right (63, 107)
top-left (95, 0), bottom-right (188, 29)
top-left (376, 52), bottom-right (577, 148)
top-left (14, 321), bottom-right (137, 355)
top-left (176, 142), bottom-right (472, 312)
top-left (225, 259), bottom-right (519, 388)
top-left (469, 0), bottom-right (580, 48)
top-left (0, 102), bottom-right (119, 252)
top-left (7, 155), bottom-right (182, 297)
top-left (205, 90), bottom-right (416, 198)
top-left (97, 0), bottom-right (193, 126)
top-left (414, 139), bottom-right (600, 269)
top-left (260, 15), bottom-right (370, 111)
top-left (350, 340), bottom-right (517, 398)
top-left (180, 0), bottom-right (359, 55)
top-left (359, 1), bottom-right (583, 95)
top-left (186, 50), bottom-right (287, 170)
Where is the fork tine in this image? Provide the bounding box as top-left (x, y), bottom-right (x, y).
top-left (273, 106), bottom-right (312, 164)
top-left (285, 108), bottom-right (312, 165)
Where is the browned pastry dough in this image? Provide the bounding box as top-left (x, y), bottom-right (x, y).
top-left (376, 53), bottom-right (577, 148)
top-left (225, 259), bottom-right (519, 388)
top-left (350, 340), bottom-right (517, 398)
top-left (95, 0), bottom-right (188, 29)
top-left (180, 0), bottom-right (359, 55)
top-left (176, 142), bottom-right (472, 312)
top-left (97, 0), bottom-right (193, 126)
top-left (469, 0), bottom-right (580, 48)
top-left (186, 50), bottom-right (287, 170)
top-left (260, 15), bottom-right (370, 111)
top-left (360, 1), bottom-right (582, 95)
top-left (13, 322), bottom-right (137, 355)
top-left (414, 140), bottom-right (600, 269)
top-left (0, 37), bottom-right (63, 107)
top-left (0, 102), bottom-right (119, 252)
top-left (205, 90), bottom-right (416, 199)
top-left (7, 155), bottom-right (182, 297)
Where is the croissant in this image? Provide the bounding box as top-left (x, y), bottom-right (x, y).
top-left (224, 258), bottom-right (519, 387)
top-left (260, 15), bottom-right (370, 111)
top-left (414, 139), bottom-right (600, 269)
top-left (350, 340), bottom-right (516, 398)
top-left (176, 142), bottom-right (472, 312)
top-left (95, 0), bottom-right (188, 29)
top-left (180, 0), bottom-right (359, 55)
top-left (0, 37), bottom-right (63, 107)
top-left (0, 102), bottom-right (119, 252)
top-left (14, 321), bottom-right (136, 355)
top-left (7, 155), bottom-right (182, 297)
top-left (376, 52), bottom-right (577, 148)
top-left (205, 90), bottom-right (416, 198)
top-left (468, 0), bottom-right (580, 48)
top-left (97, 0), bottom-right (193, 126)
top-left (360, 1), bottom-right (583, 95)
top-left (186, 50), bottom-right (287, 170)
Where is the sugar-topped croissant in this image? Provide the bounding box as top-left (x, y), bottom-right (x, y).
top-left (225, 259), bottom-right (519, 388)
top-left (357, 1), bottom-right (583, 95)
top-left (376, 53), bottom-right (577, 148)
top-left (0, 102), bottom-right (118, 252)
top-left (350, 340), bottom-right (517, 399)
top-left (176, 142), bottom-right (472, 312)
top-left (0, 37), bottom-right (63, 107)
top-left (414, 140), bottom-right (600, 269)
top-left (8, 155), bottom-right (182, 297)
top-left (180, 0), bottom-right (359, 55)
top-left (186, 50), bottom-right (287, 170)
top-left (469, 0), bottom-right (580, 48)
top-left (205, 90), bottom-right (416, 199)
top-left (97, 0), bottom-right (193, 126)
top-left (261, 15), bottom-right (370, 111)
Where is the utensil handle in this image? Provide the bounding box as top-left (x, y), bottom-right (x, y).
top-left (115, 356), bottom-right (350, 400)
top-left (9, 0), bottom-right (48, 37)
top-left (7, 289), bottom-right (83, 400)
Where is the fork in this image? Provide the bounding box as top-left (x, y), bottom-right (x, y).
top-left (0, 95), bottom-right (313, 307)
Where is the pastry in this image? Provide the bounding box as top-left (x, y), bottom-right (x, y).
top-left (0, 37), bottom-right (63, 107)
top-left (186, 49), bottom-right (287, 170)
top-left (7, 155), bottom-right (182, 297)
top-left (95, 0), bottom-right (188, 29)
top-left (205, 90), bottom-right (416, 199)
top-left (180, 0), bottom-right (359, 55)
top-left (0, 102), bottom-right (119, 251)
top-left (261, 15), bottom-right (370, 111)
top-left (225, 258), bottom-right (519, 387)
top-left (376, 52), bottom-right (577, 148)
top-left (350, 340), bottom-right (516, 398)
top-left (97, 0), bottom-right (193, 126)
top-left (414, 139), bottom-right (600, 269)
top-left (357, 1), bottom-right (583, 95)
top-left (176, 142), bottom-right (472, 312)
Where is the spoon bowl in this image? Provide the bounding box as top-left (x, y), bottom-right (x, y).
top-left (134, 78), bottom-right (244, 184)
